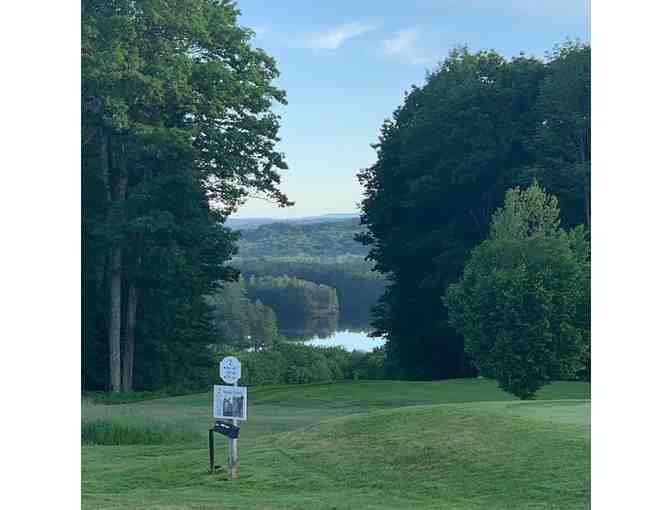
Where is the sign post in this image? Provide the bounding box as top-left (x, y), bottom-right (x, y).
top-left (210, 356), bottom-right (246, 480)
top-left (228, 399), bottom-right (238, 481)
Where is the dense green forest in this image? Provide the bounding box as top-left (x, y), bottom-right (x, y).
top-left (236, 257), bottom-right (386, 324)
top-left (246, 275), bottom-right (339, 333)
top-left (206, 279), bottom-right (280, 352)
top-left (358, 42), bottom-right (590, 388)
top-left (229, 219), bottom-right (386, 327)
top-left (235, 219), bottom-right (368, 259)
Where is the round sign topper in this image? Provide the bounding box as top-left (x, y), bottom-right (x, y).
top-left (219, 356), bottom-right (241, 384)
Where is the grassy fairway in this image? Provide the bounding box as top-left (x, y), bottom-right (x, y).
top-left (82, 379), bottom-right (590, 510)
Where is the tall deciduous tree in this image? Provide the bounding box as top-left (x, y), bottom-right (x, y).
top-left (357, 48), bottom-right (547, 379)
top-left (445, 182), bottom-right (590, 399)
top-left (82, 0), bottom-right (291, 391)
top-left (530, 42), bottom-right (591, 228)
top-left (357, 44), bottom-right (590, 380)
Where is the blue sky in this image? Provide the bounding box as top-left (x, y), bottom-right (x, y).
top-left (233, 0), bottom-right (590, 218)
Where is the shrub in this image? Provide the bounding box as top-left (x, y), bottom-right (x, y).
top-left (210, 342), bottom-right (388, 387)
top-left (276, 343), bottom-right (332, 384)
top-left (318, 346), bottom-right (352, 380)
top-left (238, 350), bottom-right (287, 386)
top-left (351, 347), bottom-right (387, 380)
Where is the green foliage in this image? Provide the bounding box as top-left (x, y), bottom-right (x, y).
top-left (357, 44), bottom-right (590, 380)
top-left (529, 41), bottom-right (591, 227)
top-left (246, 275), bottom-right (339, 332)
top-left (82, 0), bottom-right (291, 391)
top-left (135, 288), bottom-right (227, 391)
top-left (446, 182), bottom-right (590, 399)
top-left (82, 0), bottom-right (291, 208)
top-left (211, 342), bottom-right (389, 388)
top-left (236, 219), bottom-right (369, 259)
top-left (238, 350), bottom-right (287, 386)
top-left (206, 278), bottom-right (280, 351)
top-left (317, 346), bottom-right (352, 380)
top-left (489, 180), bottom-right (562, 240)
top-left (237, 258), bottom-right (386, 323)
top-left (351, 347), bottom-right (388, 380)
top-left (276, 343), bottom-right (333, 384)
top-left (212, 341), bottom-right (390, 387)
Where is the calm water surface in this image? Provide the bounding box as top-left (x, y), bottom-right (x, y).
top-left (302, 329), bottom-right (384, 352)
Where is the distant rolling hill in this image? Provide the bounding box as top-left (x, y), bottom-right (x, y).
top-left (234, 217), bottom-right (368, 259)
top-left (225, 213), bottom-right (359, 231)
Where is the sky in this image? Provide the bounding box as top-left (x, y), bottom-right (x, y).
top-left (233, 0), bottom-right (590, 218)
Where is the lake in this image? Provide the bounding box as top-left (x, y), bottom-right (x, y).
top-left (302, 329), bottom-right (385, 352)
top-left (279, 313), bottom-right (385, 352)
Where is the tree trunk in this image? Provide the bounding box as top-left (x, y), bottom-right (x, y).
top-left (583, 164), bottom-right (590, 228)
top-left (122, 280), bottom-right (138, 392)
top-left (104, 135), bottom-right (127, 393)
top-left (121, 160), bottom-right (149, 393)
top-left (108, 247), bottom-right (122, 392)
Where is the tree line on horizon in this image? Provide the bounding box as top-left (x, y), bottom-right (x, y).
top-left (235, 219), bottom-right (369, 259)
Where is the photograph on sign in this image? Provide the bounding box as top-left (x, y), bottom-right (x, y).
top-left (213, 385), bottom-right (247, 421)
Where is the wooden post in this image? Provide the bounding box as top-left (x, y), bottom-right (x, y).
top-left (228, 381), bottom-right (239, 480)
top-left (209, 429), bottom-right (215, 474)
top-left (227, 425), bottom-right (239, 480)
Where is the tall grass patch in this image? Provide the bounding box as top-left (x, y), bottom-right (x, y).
top-left (82, 418), bottom-right (201, 445)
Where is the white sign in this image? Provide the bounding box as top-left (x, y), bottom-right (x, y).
top-left (219, 356), bottom-right (241, 384)
top-left (213, 385), bottom-right (247, 421)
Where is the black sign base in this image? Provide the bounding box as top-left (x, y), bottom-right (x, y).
top-left (209, 421), bottom-right (241, 474)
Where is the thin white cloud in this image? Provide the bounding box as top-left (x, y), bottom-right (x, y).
top-left (382, 29), bottom-right (436, 66)
top-left (383, 29), bottom-right (417, 55)
top-left (305, 22), bottom-right (379, 51)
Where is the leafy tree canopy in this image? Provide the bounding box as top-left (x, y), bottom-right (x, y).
top-left (82, 0), bottom-right (291, 391)
top-left (357, 47), bottom-right (549, 379)
top-left (357, 43), bottom-right (589, 380)
top-left (445, 182), bottom-right (590, 399)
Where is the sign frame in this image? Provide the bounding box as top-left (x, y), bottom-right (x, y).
top-left (213, 385), bottom-right (247, 421)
